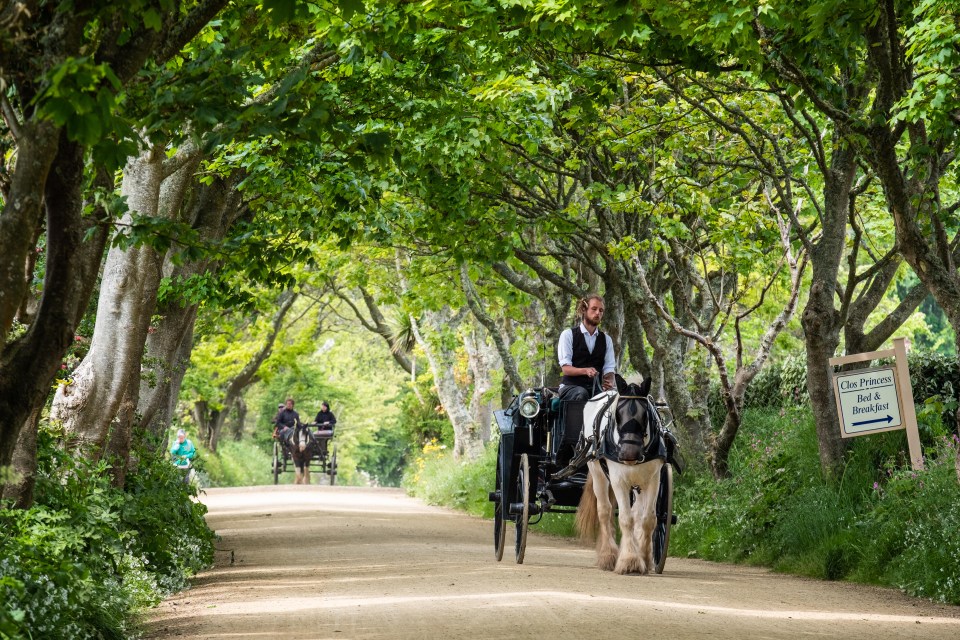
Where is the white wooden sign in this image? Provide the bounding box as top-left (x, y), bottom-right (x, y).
top-left (833, 366), bottom-right (903, 436)
top-left (829, 338), bottom-right (923, 470)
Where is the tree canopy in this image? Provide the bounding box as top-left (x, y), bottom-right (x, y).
top-left (1, 0), bottom-right (958, 506)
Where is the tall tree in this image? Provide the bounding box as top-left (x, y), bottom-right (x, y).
top-left (0, 0), bottom-right (229, 471)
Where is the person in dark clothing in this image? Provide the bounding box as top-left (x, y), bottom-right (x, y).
top-left (271, 403), bottom-right (283, 428)
top-left (314, 402), bottom-right (336, 432)
top-left (274, 397), bottom-right (300, 439)
top-left (313, 401), bottom-right (336, 456)
top-left (556, 294), bottom-right (616, 401)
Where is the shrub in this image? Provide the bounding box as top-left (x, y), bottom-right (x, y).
top-left (200, 437), bottom-right (274, 487)
top-left (708, 350), bottom-right (957, 431)
top-left (856, 436), bottom-right (960, 603)
top-left (0, 431), bottom-right (215, 639)
top-left (672, 405), bottom-right (960, 604)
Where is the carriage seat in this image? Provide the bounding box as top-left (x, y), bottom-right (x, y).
top-left (313, 430), bottom-right (333, 455)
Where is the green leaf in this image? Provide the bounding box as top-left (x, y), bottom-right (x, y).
top-left (143, 8), bottom-right (162, 31)
top-left (338, 0), bottom-right (365, 20)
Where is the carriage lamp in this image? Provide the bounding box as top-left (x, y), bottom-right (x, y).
top-left (518, 390), bottom-right (540, 419)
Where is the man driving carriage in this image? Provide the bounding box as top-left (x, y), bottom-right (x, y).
top-left (274, 397), bottom-right (300, 439)
top-left (557, 293), bottom-right (617, 401)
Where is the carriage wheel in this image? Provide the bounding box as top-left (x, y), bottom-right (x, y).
top-left (493, 444), bottom-right (506, 562)
top-left (329, 445), bottom-right (337, 486)
top-left (272, 441), bottom-right (281, 485)
top-left (514, 453), bottom-right (530, 564)
top-left (653, 463), bottom-right (674, 574)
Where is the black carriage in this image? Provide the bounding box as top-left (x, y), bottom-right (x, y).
top-left (489, 387), bottom-right (679, 570)
top-left (271, 423), bottom-right (338, 485)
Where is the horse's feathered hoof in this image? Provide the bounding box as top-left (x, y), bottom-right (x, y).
top-left (614, 556), bottom-right (648, 575)
top-left (597, 546), bottom-right (618, 571)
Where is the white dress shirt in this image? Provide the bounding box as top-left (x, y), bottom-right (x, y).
top-left (557, 323), bottom-right (616, 379)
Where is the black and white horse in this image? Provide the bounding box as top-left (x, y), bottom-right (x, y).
top-left (575, 377), bottom-right (666, 574)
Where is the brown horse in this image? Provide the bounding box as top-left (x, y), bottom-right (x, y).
top-left (282, 422), bottom-right (317, 484)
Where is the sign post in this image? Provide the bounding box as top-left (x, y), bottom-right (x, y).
top-left (829, 337), bottom-right (923, 470)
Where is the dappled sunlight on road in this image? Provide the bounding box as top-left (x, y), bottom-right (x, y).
top-left (144, 486), bottom-right (960, 640)
top-left (154, 589), bottom-right (960, 624)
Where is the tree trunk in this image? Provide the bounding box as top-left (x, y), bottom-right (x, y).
top-left (137, 174), bottom-right (243, 445)
top-left (623, 283), bottom-right (710, 464)
top-left (800, 144), bottom-right (858, 478)
top-left (411, 309), bottom-right (485, 460)
top-left (460, 265), bottom-right (524, 394)
top-left (206, 292), bottom-right (297, 452)
top-left (0, 139), bottom-right (110, 470)
top-left (622, 308), bottom-right (654, 383)
top-left (105, 374), bottom-right (138, 488)
top-left (463, 324), bottom-right (500, 443)
top-left (139, 302), bottom-right (199, 438)
top-left (206, 408), bottom-right (228, 452)
top-left (0, 406), bottom-right (41, 508)
top-left (51, 144), bottom-right (168, 456)
top-left (0, 120), bottom-right (60, 345)
top-left (232, 397), bottom-right (248, 441)
top-left (193, 400), bottom-right (212, 443)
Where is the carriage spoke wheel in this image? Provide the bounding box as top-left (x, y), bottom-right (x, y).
top-left (493, 444), bottom-right (506, 561)
top-left (514, 453), bottom-right (530, 564)
top-left (272, 441), bottom-right (281, 485)
top-left (329, 445), bottom-right (338, 486)
top-left (653, 463), bottom-right (673, 574)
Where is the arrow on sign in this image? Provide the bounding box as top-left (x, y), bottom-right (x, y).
top-left (852, 415), bottom-right (893, 426)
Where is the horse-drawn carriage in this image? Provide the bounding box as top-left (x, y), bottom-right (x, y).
top-left (272, 422), bottom-right (338, 485)
top-left (489, 378), bottom-right (682, 573)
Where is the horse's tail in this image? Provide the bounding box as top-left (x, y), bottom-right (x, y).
top-left (575, 472), bottom-right (599, 543)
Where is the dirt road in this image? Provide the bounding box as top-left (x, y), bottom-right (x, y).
top-left (143, 486), bottom-right (960, 639)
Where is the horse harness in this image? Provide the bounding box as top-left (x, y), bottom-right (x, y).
top-left (598, 395), bottom-right (666, 466)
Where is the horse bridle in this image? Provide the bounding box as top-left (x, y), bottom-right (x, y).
top-left (615, 395), bottom-right (653, 464)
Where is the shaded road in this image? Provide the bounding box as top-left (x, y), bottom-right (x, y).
top-left (144, 486), bottom-right (960, 639)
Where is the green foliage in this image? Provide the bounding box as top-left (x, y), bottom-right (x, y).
top-left (403, 438), bottom-right (575, 539)
top-left (395, 375), bottom-right (454, 448)
top-left (199, 437), bottom-right (275, 487)
top-left (708, 355), bottom-right (808, 427)
top-left (908, 351), bottom-right (960, 431)
top-left (403, 439), bottom-right (493, 515)
top-left (35, 56), bottom-right (137, 169)
top-left (0, 432), bottom-right (214, 639)
top-left (708, 350), bottom-right (958, 433)
top-left (858, 445), bottom-right (960, 602)
top-left (352, 416), bottom-right (411, 487)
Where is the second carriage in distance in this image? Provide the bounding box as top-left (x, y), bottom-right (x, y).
top-left (271, 422), bottom-right (338, 485)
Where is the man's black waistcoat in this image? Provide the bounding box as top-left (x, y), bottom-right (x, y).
top-left (561, 326), bottom-right (607, 390)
